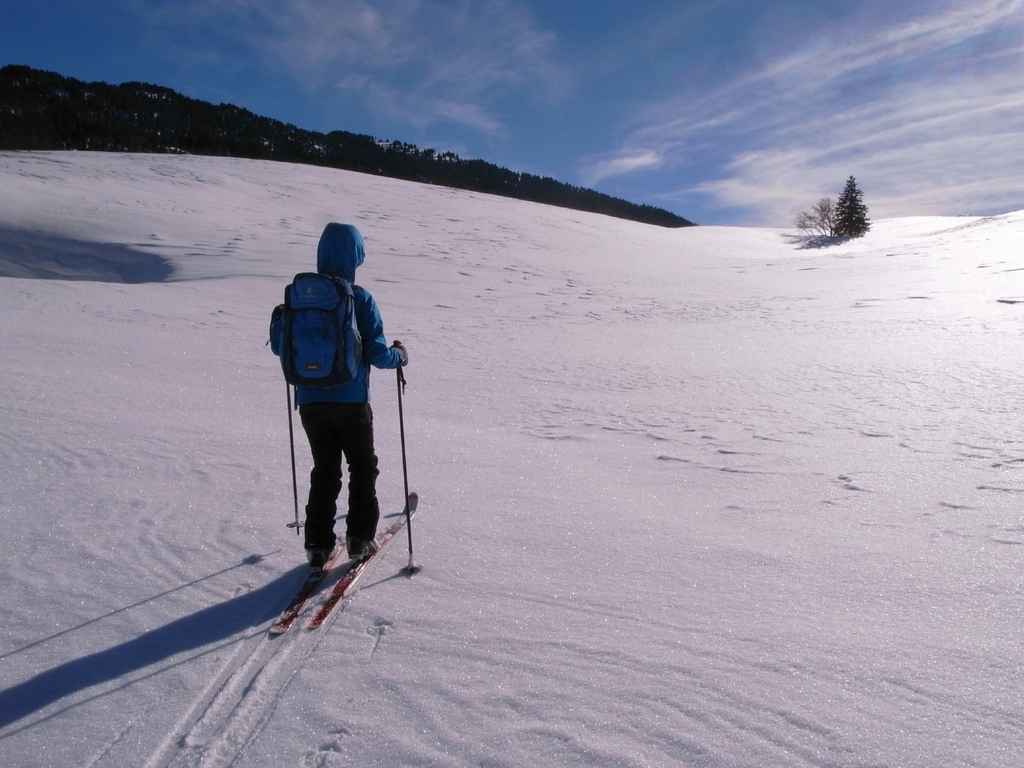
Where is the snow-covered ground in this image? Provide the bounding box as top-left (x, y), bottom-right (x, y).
top-left (1, 151), bottom-right (1023, 767)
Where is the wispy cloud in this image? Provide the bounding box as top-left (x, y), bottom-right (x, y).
top-left (586, 0), bottom-right (1024, 224)
top-left (582, 150), bottom-right (665, 184)
top-left (129, 0), bottom-right (570, 136)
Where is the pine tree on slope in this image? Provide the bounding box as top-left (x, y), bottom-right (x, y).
top-left (835, 176), bottom-right (870, 238)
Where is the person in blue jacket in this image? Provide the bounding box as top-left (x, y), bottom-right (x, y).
top-left (277, 223), bottom-right (408, 568)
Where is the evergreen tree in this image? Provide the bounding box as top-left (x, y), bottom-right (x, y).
top-left (835, 176), bottom-right (870, 238)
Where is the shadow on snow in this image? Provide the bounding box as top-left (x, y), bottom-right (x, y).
top-left (782, 233), bottom-right (853, 250)
top-left (0, 555), bottom-right (304, 731)
top-left (0, 228), bottom-right (173, 283)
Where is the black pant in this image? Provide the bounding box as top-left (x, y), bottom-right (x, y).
top-left (299, 401), bottom-right (380, 550)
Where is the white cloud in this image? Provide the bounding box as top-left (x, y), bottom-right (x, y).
top-left (699, 69), bottom-right (1024, 221)
top-left (431, 100), bottom-right (505, 134)
top-left (590, 0), bottom-right (1024, 224)
top-left (581, 150), bottom-right (665, 186)
top-left (131, 0), bottom-right (571, 135)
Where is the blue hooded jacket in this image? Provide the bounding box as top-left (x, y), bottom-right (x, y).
top-left (288, 223), bottom-right (402, 405)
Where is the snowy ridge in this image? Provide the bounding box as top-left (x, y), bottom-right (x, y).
top-left (1, 151), bottom-right (1023, 766)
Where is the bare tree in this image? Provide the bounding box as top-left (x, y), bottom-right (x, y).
top-left (793, 197), bottom-right (837, 236)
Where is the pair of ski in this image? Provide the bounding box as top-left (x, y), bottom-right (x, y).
top-left (269, 492), bottom-right (418, 635)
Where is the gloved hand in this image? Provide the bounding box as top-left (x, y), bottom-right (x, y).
top-left (392, 340), bottom-right (409, 367)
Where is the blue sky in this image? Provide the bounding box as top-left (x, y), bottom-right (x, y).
top-left (3, 0), bottom-right (1023, 226)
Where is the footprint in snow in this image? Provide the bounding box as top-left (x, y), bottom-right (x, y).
top-left (303, 728), bottom-right (352, 767)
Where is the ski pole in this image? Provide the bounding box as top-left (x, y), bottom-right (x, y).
top-left (285, 383), bottom-right (302, 534)
top-left (396, 362), bottom-right (421, 574)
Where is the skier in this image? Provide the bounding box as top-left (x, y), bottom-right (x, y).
top-left (274, 223), bottom-right (408, 568)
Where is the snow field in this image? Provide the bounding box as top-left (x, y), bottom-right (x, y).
top-left (1, 152), bottom-right (1023, 767)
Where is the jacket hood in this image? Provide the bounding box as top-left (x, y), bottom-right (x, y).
top-left (317, 223), bottom-right (365, 281)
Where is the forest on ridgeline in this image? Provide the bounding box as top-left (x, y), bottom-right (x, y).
top-left (0, 65), bottom-right (694, 228)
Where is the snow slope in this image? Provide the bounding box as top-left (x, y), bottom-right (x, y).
top-left (1, 151), bottom-right (1023, 767)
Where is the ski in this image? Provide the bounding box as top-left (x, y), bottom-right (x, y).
top-left (306, 492), bottom-right (418, 630)
top-left (267, 544), bottom-right (352, 636)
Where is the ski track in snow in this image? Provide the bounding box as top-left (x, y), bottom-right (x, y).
top-left (148, 611), bottom-right (336, 768)
top-left (2, 152), bottom-right (1024, 767)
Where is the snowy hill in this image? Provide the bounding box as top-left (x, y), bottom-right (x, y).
top-left (1, 151), bottom-right (1023, 767)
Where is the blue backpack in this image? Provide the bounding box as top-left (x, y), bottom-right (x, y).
top-left (271, 272), bottom-right (362, 387)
